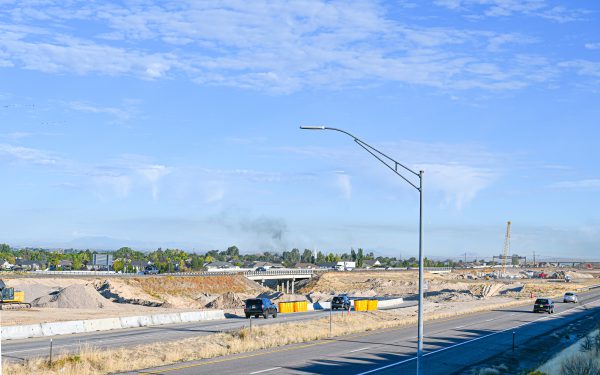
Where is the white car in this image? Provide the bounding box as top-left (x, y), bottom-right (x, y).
top-left (563, 292), bottom-right (578, 303)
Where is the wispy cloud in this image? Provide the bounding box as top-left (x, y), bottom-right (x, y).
top-left (89, 156), bottom-right (171, 200)
top-left (585, 42), bottom-right (600, 50)
top-left (67, 100), bottom-right (138, 123)
top-left (0, 143), bottom-right (61, 165)
top-left (434, 0), bottom-right (588, 23)
top-left (285, 139), bottom-right (501, 208)
top-left (558, 60), bottom-right (600, 78)
top-left (0, 1), bottom-right (591, 92)
top-left (417, 163), bottom-right (496, 209)
top-left (335, 171), bottom-right (352, 200)
top-left (550, 179), bottom-right (600, 190)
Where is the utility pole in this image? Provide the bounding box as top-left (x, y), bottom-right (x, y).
top-left (533, 251), bottom-right (536, 267)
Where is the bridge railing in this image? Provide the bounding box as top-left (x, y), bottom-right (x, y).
top-left (25, 269), bottom-right (317, 277)
top-left (24, 267), bottom-right (453, 277)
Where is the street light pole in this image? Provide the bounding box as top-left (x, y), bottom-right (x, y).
top-left (300, 125), bottom-right (425, 374)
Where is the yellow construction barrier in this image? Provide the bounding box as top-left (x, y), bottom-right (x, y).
top-left (293, 301), bottom-right (308, 312)
top-left (367, 299), bottom-right (378, 311)
top-left (278, 302), bottom-right (294, 313)
top-left (354, 299), bottom-right (368, 311)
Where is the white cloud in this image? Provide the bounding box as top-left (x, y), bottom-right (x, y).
top-left (584, 42), bottom-right (600, 50)
top-left (137, 164), bottom-right (171, 200)
top-left (204, 183), bottom-right (225, 203)
top-left (92, 174), bottom-right (133, 198)
top-left (0, 1), bottom-right (583, 92)
top-left (0, 143), bottom-right (60, 165)
top-left (68, 101), bottom-right (136, 123)
top-left (417, 163), bottom-right (496, 209)
top-left (284, 139), bottom-right (500, 208)
top-left (435, 0), bottom-right (587, 22)
top-left (558, 60), bottom-right (600, 78)
top-left (335, 172), bottom-right (352, 199)
top-left (550, 179), bottom-right (600, 190)
top-left (2, 132), bottom-right (33, 140)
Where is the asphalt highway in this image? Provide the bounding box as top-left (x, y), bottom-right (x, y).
top-left (1, 303), bottom-right (416, 362)
top-left (120, 288), bottom-right (600, 375)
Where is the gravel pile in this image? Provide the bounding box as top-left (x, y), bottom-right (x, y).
top-left (32, 284), bottom-right (109, 309)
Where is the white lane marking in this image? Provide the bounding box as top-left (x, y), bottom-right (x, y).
top-left (249, 367), bottom-right (282, 374)
top-left (348, 347), bottom-right (371, 353)
top-left (356, 296), bottom-right (600, 375)
top-left (454, 325), bottom-right (465, 329)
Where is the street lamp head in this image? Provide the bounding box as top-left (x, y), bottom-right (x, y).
top-left (299, 125), bottom-right (326, 130)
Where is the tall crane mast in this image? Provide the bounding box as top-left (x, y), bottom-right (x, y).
top-left (501, 221), bottom-right (512, 276)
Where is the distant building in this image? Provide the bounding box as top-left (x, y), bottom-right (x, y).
top-left (1, 259), bottom-right (13, 270)
top-left (58, 259), bottom-right (73, 270)
top-left (92, 253), bottom-right (114, 270)
top-left (130, 260), bottom-right (152, 273)
top-left (15, 259), bottom-right (44, 271)
top-left (292, 262), bottom-right (317, 269)
top-left (363, 259), bottom-right (382, 269)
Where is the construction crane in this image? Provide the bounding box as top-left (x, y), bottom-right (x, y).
top-left (500, 221), bottom-right (512, 277)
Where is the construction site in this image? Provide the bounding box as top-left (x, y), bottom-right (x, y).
top-left (0, 266), bottom-right (597, 327)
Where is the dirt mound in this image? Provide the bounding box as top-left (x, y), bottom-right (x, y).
top-left (4, 277), bottom-right (88, 303)
top-left (133, 275), bottom-right (263, 296)
top-left (206, 292), bottom-right (246, 309)
top-left (428, 291), bottom-right (476, 303)
top-left (32, 284), bottom-right (109, 309)
top-left (93, 275), bottom-right (264, 309)
top-left (94, 279), bottom-right (164, 307)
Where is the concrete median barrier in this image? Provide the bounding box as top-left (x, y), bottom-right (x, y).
top-left (151, 313), bottom-right (182, 325)
top-left (41, 320), bottom-right (86, 336)
top-left (119, 315), bottom-right (153, 328)
top-left (377, 298), bottom-right (404, 309)
top-left (1, 310), bottom-right (226, 341)
top-left (1, 324), bottom-right (43, 340)
top-left (181, 310), bottom-right (224, 322)
top-left (83, 318), bottom-right (122, 332)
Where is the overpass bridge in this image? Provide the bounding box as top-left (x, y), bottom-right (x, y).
top-left (210, 269), bottom-right (315, 293)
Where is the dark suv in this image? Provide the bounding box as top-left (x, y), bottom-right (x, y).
top-left (533, 298), bottom-right (555, 314)
top-left (245, 298), bottom-right (278, 319)
top-left (331, 295), bottom-right (351, 310)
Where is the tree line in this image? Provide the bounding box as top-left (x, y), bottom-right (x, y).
top-left (0, 243), bottom-right (457, 272)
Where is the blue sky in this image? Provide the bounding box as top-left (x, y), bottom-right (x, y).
top-left (1, 1), bottom-right (599, 260)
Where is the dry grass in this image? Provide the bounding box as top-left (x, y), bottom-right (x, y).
top-left (3, 298), bottom-right (533, 375)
